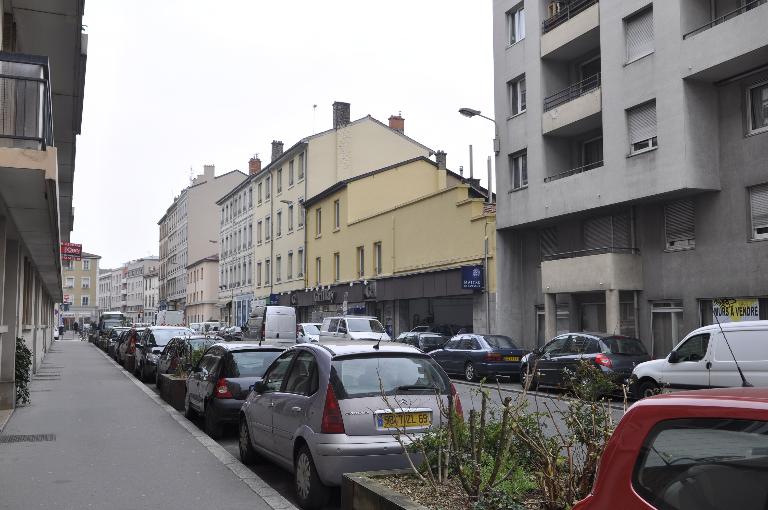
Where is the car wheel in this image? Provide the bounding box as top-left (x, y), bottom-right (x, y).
top-left (294, 444), bottom-right (330, 510)
top-left (637, 379), bottom-right (659, 399)
top-left (464, 362), bottom-right (476, 382)
top-left (204, 402), bottom-right (223, 439)
top-left (238, 418), bottom-right (258, 465)
top-left (183, 393), bottom-right (196, 419)
top-left (520, 364), bottom-right (536, 390)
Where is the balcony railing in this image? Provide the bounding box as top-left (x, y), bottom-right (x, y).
top-left (542, 246), bottom-right (639, 262)
top-left (0, 52), bottom-right (54, 150)
top-left (544, 159), bottom-right (603, 183)
top-left (544, 73), bottom-right (601, 112)
top-left (684, 0), bottom-right (767, 39)
top-left (542, 0), bottom-right (598, 34)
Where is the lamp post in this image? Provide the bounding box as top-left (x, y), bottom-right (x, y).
top-left (459, 107), bottom-right (498, 334)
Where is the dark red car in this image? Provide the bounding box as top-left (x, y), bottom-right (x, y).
top-left (574, 388), bottom-right (768, 510)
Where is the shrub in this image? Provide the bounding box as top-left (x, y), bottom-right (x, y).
top-left (15, 337), bottom-right (32, 405)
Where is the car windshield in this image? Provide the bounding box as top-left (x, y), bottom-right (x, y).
top-left (346, 318), bottom-right (385, 333)
top-left (230, 350), bottom-right (282, 377)
top-left (103, 320), bottom-right (122, 329)
top-left (332, 355), bottom-right (448, 398)
top-left (149, 328), bottom-right (193, 347)
top-left (483, 335), bottom-right (520, 349)
top-left (602, 336), bottom-right (648, 355)
top-left (302, 324), bottom-right (320, 335)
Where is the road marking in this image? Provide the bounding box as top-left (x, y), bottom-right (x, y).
top-left (92, 345), bottom-right (298, 510)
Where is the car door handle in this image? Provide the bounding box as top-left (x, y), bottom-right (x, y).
top-left (291, 406), bottom-right (302, 413)
top-left (706, 361), bottom-right (712, 370)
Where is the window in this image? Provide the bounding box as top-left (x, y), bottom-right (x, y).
top-left (633, 418), bottom-right (768, 510)
top-left (81, 277), bottom-right (90, 289)
top-left (288, 205), bottom-right (294, 232)
top-left (265, 216), bottom-right (271, 240)
top-left (276, 168), bottom-right (282, 193)
top-left (265, 176), bottom-right (271, 199)
top-left (675, 333), bottom-right (710, 362)
top-left (276, 211), bottom-right (282, 237)
top-left (257, 221), bottom-right (262, 244)
top-left (750, 183), bottom-right (768, 240)
top-left (82, 259), bottom-right (90, 271)
top-left (265, 260), bottom-right (271, 285)
top-left (748, 82), bottom-right (768, 135)
top-left (248, 222), bottom-right (253, 246)
top-left (582, 136), bottom-right (603, 169)
top-left (65, 276), bottom-right (75, 288)
top-left (81, 295), bottom-right (89, 306)
top-left (298, 248), bottom-right (304, 277)
top-left (298, 153), bottom-right (305, 180)
top-left (276, 256), bottom-right (282, 282)
top-left (298, 198), bottom-right (305, 227)
top-left (509, 150), bottom-right (527, 190)
top-left (506, 4), bottom-right (525, 45)
top-left (628, 101), bottom-right (658, 154)
top-left (374, 242), bottom-right (382, 275)
top-left (334, 252), bottom-right (340, 282)
top-left (249, 188), bottom-right (253, 208)
top-left (289, 160), bottom-right (294, 186)
top-left (356, 246), bottom-right (365, 278)
top-left (334, 199), bottom-right (340, 229)
top-left (63, 259), bottom-right (73, 270)
top-left (283, 351), bottom-right (319, 396)
top-left (262, 351), bottom-right (296, 392)
top-left (258, 182), bottom-right (262, 204)
top-left (315, 257), bottom-right (321, 285)
top-left (288, 252), bottom-right (293, 280)
top-left (507, 76), bottom-right (526, 116)
top-left (247, 260), bottom-right (252, 284)
top-left (315, 208), bottom-right (322, 236)
top-left (257, 262), bottom-right (262, 287)
top-left (664, 199), bottom-right (696, 250)
top-left (625, 7), bottom-right (654, 63)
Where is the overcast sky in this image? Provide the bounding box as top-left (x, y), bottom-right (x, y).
top-left (73, 0), bottom-right (495, 269)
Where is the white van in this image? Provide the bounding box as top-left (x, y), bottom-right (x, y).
top-left (319, 316), bottom-right (391, 342)
top-left (244, 306), bottom-right (297, 343)
top-left (631, 320), bottom-right (768, 398)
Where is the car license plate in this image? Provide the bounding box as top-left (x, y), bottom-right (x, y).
top-left (504, 356), bottom-right (520, 362)
top-left (377, 412), bottom-right (431, 429)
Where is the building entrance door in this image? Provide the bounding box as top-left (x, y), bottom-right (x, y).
top-left (651, 301), bottom-right (685, 359)
top-left (581, 303), bottom-right (606, 332)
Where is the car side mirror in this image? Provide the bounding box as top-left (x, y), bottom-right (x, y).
top-left (668, 351), bottom-right (680, 363)
top-left (252, 381), bottom-right (266, 393)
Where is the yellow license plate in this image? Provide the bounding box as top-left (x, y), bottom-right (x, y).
top-left (504, 356), bottom-right (520, 362)
top-left (377, 412), bottom-right (432, 429)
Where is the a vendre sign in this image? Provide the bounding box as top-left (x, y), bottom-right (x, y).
top-left (713, 298), bottom-right (760, 323)
top-left (61, 242), bottom-right (82, 261)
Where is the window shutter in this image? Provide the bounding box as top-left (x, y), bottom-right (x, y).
top-left (664, 200), bottom-right (695, 248)
top-left (751, 184), bottom-right (768, 230)
top-left (583, 216), bottom-right (613, 250)
top-left (540, 228), bottom-right (558, 258)
top-left (612, 212), bottom-right (631, 248)
top-left (626, 8), bottom-right (654, 62)
top-left (628, 101), bottom-right (657, 144)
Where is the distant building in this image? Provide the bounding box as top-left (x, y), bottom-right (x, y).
top-left (185, 255), bottom-right (220, 324)
top-left (124, 257), bottom-right (159, 323)
top-left (144, 269), bottom-right (159, 325)
top-left (61, 252), bottom-right (101, 328)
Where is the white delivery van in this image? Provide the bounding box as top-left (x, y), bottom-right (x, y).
top-left (156, 310), bottom-right (184, 326)
top-left (319, 316), bottom-right (391, 342)
top-left (631, 320), bottom-right (768, 398)
top-left (244, 306), bottom-right (297, 343)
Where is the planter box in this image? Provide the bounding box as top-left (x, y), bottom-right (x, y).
top-left (124, 354), bottom-right (135, 373)
top-left (342, 470), bottom-right (429, 510)
top-left (159, 373), bottom-right (187, 411)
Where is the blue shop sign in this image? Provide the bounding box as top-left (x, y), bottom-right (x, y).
top-left (461, 265), bottom-right (484, 290)
top-left (269, 294), bottom-right (280, 305)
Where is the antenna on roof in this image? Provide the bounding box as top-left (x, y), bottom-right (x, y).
top-left (189, 166), bottom-right (194, 185)
top-left (373, 336), bottom-right (382, 350)
top-left (712, 299), bottom-right (752, 387)
top-left (312, 104), bottom-right (318, 134)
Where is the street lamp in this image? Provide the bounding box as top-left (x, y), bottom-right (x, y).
top-left (458, 107), bottom-right (500, 156)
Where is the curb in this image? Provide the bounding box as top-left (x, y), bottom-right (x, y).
top-left (92, 345), bottom-right (298, 510)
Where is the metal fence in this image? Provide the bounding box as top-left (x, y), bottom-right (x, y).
top-left (0, 53), bottom-right (53, 150)
top-left (544, 73), bottom-right (601, 112)
top-left (542, 246), bottom-right (639, 262)
top-left (543, 159), bottom-right (604, 183)
top-left (683, 0), bottom-right (767, 39)
top-left (542, 0), bottom-right (599, 34)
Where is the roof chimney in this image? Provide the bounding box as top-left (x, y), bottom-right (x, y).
top-left (203, 164), bottom-right (215, 180)
top-left (248, 156), bottom-right (262, 175)
top-left (388, 114), bottom-right (404, 133)
top-left (436, 151), bottom-right (447, 189)
top-left (333, 101), bottom-right (350, 129)
top-left (271, 141), bottom-right (284, 162)
top-left (435, 150), bottom-right (447, 171)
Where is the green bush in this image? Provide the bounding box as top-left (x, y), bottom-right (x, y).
top-left (15, 337), bottom-right (31, 405)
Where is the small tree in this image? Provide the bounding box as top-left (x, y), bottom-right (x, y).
top-left (15, 337), bottom-right (32, 405)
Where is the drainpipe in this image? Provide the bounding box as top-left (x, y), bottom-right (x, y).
top-left (484, 220), bottom-right (491, 334)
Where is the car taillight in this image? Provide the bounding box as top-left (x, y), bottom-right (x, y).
top-left (450, 383), bottom-right (464, 420)
top-left (484, 352), bottom-right (502, 362)
top-left (595, 353), bottom-right (613, 368)
top-left (320, 385), bottom-right (345, 434)
top-left (215, 378), bottom-right (233, 399)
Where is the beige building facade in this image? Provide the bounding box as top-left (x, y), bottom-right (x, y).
top-left (61, 252), bottom-right (100, 328)
top-left (186, 255), bottom-right (220, 324)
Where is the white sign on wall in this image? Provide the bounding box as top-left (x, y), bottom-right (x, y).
top-left (713, 298), bottom-right (760, 323)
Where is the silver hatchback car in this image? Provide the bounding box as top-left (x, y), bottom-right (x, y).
top-left (238, 341), bottom-right (459, 509)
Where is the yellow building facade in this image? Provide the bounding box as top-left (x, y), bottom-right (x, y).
top-left (61, 252), bottom-right (101, 328)
top-left (297, 155), bottom-right (496, 336)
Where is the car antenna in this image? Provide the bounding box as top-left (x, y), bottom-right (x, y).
top-left (713, 300), bottom-right (752, 388)
top-left (373, 337), bottom-right (382, 350)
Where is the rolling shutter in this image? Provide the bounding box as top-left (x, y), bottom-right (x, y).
top-left (626, 7), bottom-right (654, 62)
top-left (583, 216), bottom-right (612, 250)
top-left (751, 184), bottom-right (768, 237)
top-left (628, 101), bottom-right (657, 145)
top-left (540, 227), bottom-right (559, 258)
top-left (664, 200), bottom-right (695, 249)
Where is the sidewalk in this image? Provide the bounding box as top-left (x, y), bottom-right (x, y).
top-left (0, 341), bottom-right (273, 510)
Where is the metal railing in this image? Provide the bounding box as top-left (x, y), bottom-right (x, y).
top-left (683, 0), bottom-right (767, 39)
top-left (542, 0), bottom-right (599, 34)
top-left (0, 52), bottom-right (54, 150)
top-left (544, 159), bottom-right (603, 183)
top-left (544, 73), bottom-right (601, 112)
top-left (542, 246), bottom-right (639, 262)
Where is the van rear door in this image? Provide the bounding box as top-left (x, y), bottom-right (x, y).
top-left (266, 307), bottom-right (296, 342)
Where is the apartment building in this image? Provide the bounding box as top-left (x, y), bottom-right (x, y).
top-left (0, 0), bottom-right (87, 408)
top-left (143, 269), bottom-right (159, 325)
top-left (61, 252), bottom-right (100, 327)
top-left (158, 165), bottom-right (246, 317)
top-left (124, 257), bottom-right (159, 323)
top-left (233, 102), bottom-right (432, 322)
top-left (493, 0), bottom-right (768, 355)
top-left (186, 255), bottom-right (219, 324)
top-left (302, 154), bottom-right (496, 336)
top-left (98, 269), bottom-right (114, 311)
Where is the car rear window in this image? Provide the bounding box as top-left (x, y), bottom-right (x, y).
top-left (303, 324), bottom-right (320, 335)
top-left (483, 335), bottom-right (520, 349)
top-left (420, 336), bottom-right (444, 347)
top-left (228, 350), bottom-right (282, 377)
top-left (149, 328), bottom-right (193, 347)
top-left (346, 318), bottom-right (385, 333)
top-left (331, 355), bottom-right (448, 398)
top-left (602, 336), bottom-right (648, 355)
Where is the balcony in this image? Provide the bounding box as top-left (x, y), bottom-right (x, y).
top-left (544, 159), bottom-right (603, 183)
top-left (542, 75), bottom-right (602, 135)
top-left (541, 0), bottom-right (600, 60)
top-left (541, 248), bottom-right (643, 294)
top-left (684, 0), bottom-right (766, 39)
top-left (0, 53), bottom-right (54, 150)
